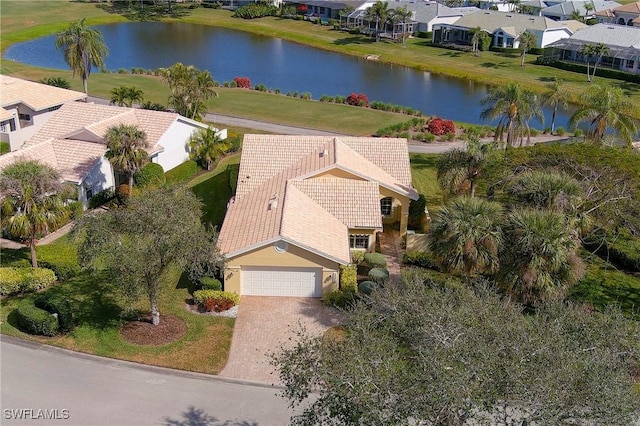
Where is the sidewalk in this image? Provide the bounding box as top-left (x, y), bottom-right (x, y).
top-left (377, 227), bottom-right (404, 284)
top-left (0, 221), bottom-right (74, 250)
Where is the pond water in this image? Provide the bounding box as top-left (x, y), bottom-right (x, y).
top-left (4, 22), bottom-right (573, 128)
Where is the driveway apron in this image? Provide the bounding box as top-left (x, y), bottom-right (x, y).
top-left (219, 296), bottom-right (342, 385)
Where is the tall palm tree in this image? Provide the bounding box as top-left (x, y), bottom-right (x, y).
top-left (0, 160), bottom-right (68, 268)
top-left (480, 82), bottom-right (543, 147)
top-left (497, 208), bottom-right (583, 306)
top-left (189, 127), bottom-right (230, 171)
top-left (390, 6), bottom-right (413, 45)
top-left (159, 63), bottom-right (218, 121)
top-left (469, 27), bottom-right (483, 57)
top-left (366, 1), bottom-right (389, 42)
top-left (589, 43), bottom-right (609, 82)
top-left (568, 84), bottom-right (639, 146)
top-left (428, 197), bottom-right (504, 277)
top-left (104, 124), bottom-right (150, 189)
top-left (518, 30), bottom-right (537, 67)
top-left (580, 43), bottom-right (595, 81)
top-left (55, 18), bottom-right (108, 95)
top-left (541, 77), bottom-right (569, 134)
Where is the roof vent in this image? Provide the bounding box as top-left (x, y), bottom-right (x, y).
top-left (320, 148), bottom-right (329, 157)
top-left (268, 195), bottom-right (279, 211)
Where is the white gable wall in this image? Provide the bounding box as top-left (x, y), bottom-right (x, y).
top-left (152, 119), bottom-right (198, 172)
top-left (2, 104), bottom-right (60, 151)
top-left (79, 157), bottom-right (115, 205)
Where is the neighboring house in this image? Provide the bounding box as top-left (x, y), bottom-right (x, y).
top-left (286, 0), bottom-right (367, 19)
top-left (541, 0), bottom-right (620, 21)
top-left (0, 102), bottom-right (223, 205)
top-left (595, 1), bottom-right (640, 26)
top-left (518, 0), bottom-right (547, 16)
top-left (544, 23), bottom-right (640, 74)
top-left (0, 75), bottom-right (86, 152)
top-left (218, 135), bottom-right (418, 298)
top-left (433, 10), bottom-right (586, 48)
top-left (342, 1), bottom-right (478, 35)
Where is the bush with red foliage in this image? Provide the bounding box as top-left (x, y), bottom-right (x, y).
top-left (426, 117), bottom-right (456, 136)
top-left (298, 4), bottom-right (307, 13)
top-left (233, 77), bottom-right (251, 89)
top-left (346, 93), bottom-right (369, 107)
top-left (202, 297), bottom-right (235, 312)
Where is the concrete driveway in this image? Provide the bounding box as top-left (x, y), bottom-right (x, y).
top-left (219, 296), bottom-right (342, 385)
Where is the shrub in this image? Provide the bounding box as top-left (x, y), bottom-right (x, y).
top-left (555, 127), bottom-right (565, 136)
top-left (68, 201), bottom-right (84, 220)
top-left (350, 250), bottom-right (365, 265)
top-left (233, 3), bottom-right (278, 18)
top-left (233, 77), bottom-right (251, 89)
top-left (35, 294), bottom-right (73, 332)
top-left (427, 117), bottom-right (456, 136)
top-left (200, 277), bottom-right (222, 291)
top-left (37, 244), bottom-right (80, 281)
top-left (0, 267), bottom-right (57, 296)
top-left (300, 92), bottom-right (312, 100)
top-left (0, 142), bottom-right (9, 154)
top-left (38, 77), bottom-right (71, 89)
top-left (140, 101), bottom-right (168, 112)
top-left (202, 296), bottom-right (235, 312)
top-left (408, 194), bottom-right (427, 229)
top-left (88, 188), bottom-right (115, 209)
top-left (15, 301), bottom-right (58, 336)
top-left (358, 280), bottom-right (379, 295)
top-left (165, 160), bottom-right (199, 184)
top-left (346, 93), bottom-right (369, 107)
top-left (340, 264), bottom-right (357, 292)
top-left (323, 289), bottom-right (356, 308)
top-left (403, 251), bottom-right (439, 270)
top-left (134, 163), bottom-right (166, 187)
top-left (368, 267), bottom-right (390, 285)
top-left (364, 252), bottom-right (387, 268)
top-left (193, 290), bottom-right (240, 306)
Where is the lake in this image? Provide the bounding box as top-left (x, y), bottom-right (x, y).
top-left (4, 22), bottom-right (573, 128)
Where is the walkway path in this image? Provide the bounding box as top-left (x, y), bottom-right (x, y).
top-left (377, 227), bottom-right (404, 284)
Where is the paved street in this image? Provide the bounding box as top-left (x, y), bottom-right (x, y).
top-left (0, 337), bottom-right (297, 426)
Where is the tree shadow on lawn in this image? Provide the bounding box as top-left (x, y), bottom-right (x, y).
top-left (410, 154), bottom-right (439, 170)
top-left (94, 2), bottom-right (192, 22)
top-left (191, 165), bottom-right (238, 228)
top-left (619, 81), bottom-right (640, 97)
top-left (333, 36), bottom-right (376, 46)
top-left (480, 62), bottom-right (509, 68)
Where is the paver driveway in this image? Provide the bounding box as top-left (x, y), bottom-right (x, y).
top-left (219, 296), bottom-right (342, 385)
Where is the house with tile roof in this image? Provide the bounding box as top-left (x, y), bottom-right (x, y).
top-left (0, 101), bottom-right (221, 205)
top-left (218, 134), bottom-right (418, 297)
top-left (544, 23), bottom-right (640, 74)
top-left (0, 75), bottom-right (86, 152)
top-left (595, 1), bottom-right (640, 26)
top-left (541, 0), bottom-right (620, 22)
top-left (432, 10), bottom-right (586, 48)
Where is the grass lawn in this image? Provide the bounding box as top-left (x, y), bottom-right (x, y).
top-left (0, 155), bottom-right (246, 374)
top-left (410, 153), bottom-right (443, 210)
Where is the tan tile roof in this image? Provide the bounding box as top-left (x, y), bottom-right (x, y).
top-left (0, 107), bottom-right (12, 121)
top-left (26, 102), bottom-right (184, 156)
top-left (612, 1), bottom-right (640, 13)
top-left (0, 75), bottom-right (86, 111)
top-left (292, 179), bottom-right (382, 229)
top-left (0, 138), bottom-right (106, 183)
top-left (219, 134), bottom-right (417, 263)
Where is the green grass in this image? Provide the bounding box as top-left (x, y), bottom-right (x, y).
top-left (410, 153), bottom-right (443, 210)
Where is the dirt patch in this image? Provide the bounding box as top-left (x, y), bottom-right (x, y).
top-left (120, 314), bottom-right (187, 346)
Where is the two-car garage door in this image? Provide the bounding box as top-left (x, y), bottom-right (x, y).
top-left (242, 267), bottom-right (322, 297)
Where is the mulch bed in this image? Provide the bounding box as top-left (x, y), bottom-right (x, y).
top-left (119, 314), bottom-right (187, 346)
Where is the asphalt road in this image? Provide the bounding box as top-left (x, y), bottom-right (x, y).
top-left (0, 336), bottom-right (297, 426)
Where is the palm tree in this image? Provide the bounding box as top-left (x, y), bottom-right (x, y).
top-left (390, 6), bottom-right (413, 45)
top-left (541, 77), bottom-right (569, 134)
top-left (480, 82), bottom-right (543, 147)
top-left (110, 86), bottom-right (128, 107)
top-left (436, 138), bottom-right (493, 198)
top-left (568, 85), bottom-right (639, 146)
top-left (506, 170), bottom-right (583, 213)
top-left (189, 127), bottom-right (230, 171)
top-left (518, 31), bottom-right (537, 67)
top-left (497, 208), bottom-right (583, 306)
top-left (580, 43), bottom-right (595, 81)
top-left (104, 124), bottom-right (150, 189)
top-left (428, 196), bottom-right (503, 277)
top-left (589, 43), bottom-right (609, 82)
top-left (55, 18), bottom-right (108, 95)
top-left (159, 63), bottom-right (219, 121)
top-left (469, 27), bottom-right (483, 57)
top-left (0, 160), bottom-right (68, 268)
top-left (570, 10), bottom-right (585, 22)
top-left (366, 1), bottom-right (389, 42)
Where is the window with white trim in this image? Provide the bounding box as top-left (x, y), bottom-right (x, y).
top-left (380, 197), bottom-right (393, 216)
top-left (85, 186), bottom-right (94, 200)
top-left (349, 234), bottom-right (369, 249)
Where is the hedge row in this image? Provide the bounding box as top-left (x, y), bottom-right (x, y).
top-left (340, 264), bottom-right (357, 292)
top-left (165, 160), bottom-right (199, 184)
top-left (193, 290), bottom-right (240, 305)
top-left (0, 267), bottom-right (56, 296)
top-left (536, 57), bottom-right (640, 84)
top-left (36, 244), bottom-right (80, 281)
top-left (35, 294), bottom-right (74, 332)
top-left (16, 301), bottom-right (58, 336)
top-left (200, 277), bottom-right (222, 291)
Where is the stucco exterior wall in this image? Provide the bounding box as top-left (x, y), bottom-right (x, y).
top-left (224, 241), bottom-right (341, 296)
top-left (380, 187), bottom-right (411, 235)
top-left (348, 228), bottom-right (378, 252)
top-left (2, 105), bottom-right (56, 151)
top-left (153, 119), bottom-right (200, 172)
top-left (79, 157), bottom-right (115, 205)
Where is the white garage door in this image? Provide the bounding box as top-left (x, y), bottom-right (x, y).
top-left (242, 267), bottom-right (322, 297)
